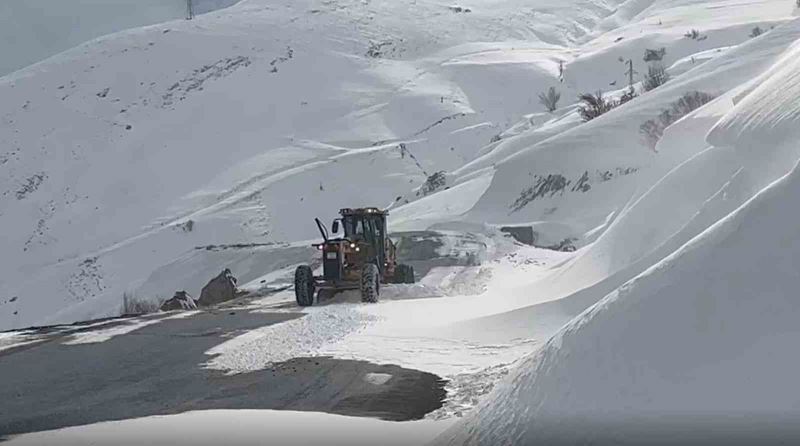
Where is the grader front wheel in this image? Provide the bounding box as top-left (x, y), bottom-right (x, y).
top-left (294, 265), bottom-right (315, 307)
top-left (360, 263), bottom-right (380, 303)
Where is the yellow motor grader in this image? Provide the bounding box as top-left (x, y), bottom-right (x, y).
top-left (294, 207), bottom-right (415, 306)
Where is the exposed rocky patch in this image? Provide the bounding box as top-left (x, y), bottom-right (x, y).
top-left (195, 242), bottom-right (284, 251)
top-left (23, 200), bottom-right (56, 252)
top-left (15, 172), bottom-right (46, 200)
top-left (510, 167), bottom-right (640, 213)
top-left (0, 148), bottom-right (21, 166)
top-left (268, 46), bottom-right (294, 73)
top-left (420, 170), bottom-right (447, 196)
top-left (162, 56), bottom-right (252, 107)
top-left (365, 39), bottom-right (405, 58)
top-left (447, 5), bottom-right (472, 13)
top-left (412, 113), bottom-right (468, 137)
top-left (65, 257), bottom-right (105, 303)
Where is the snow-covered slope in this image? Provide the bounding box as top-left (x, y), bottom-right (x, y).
top-left (436, 12), bottom-right (800, 445)
top-left (6, 0), bottom-right (800, 441)
top-left (0, 0), bottom-right (635, 329)
top-left (435, 159), bottom-right (800, 445)
top-left (0, 0), bottom-right (797, 332)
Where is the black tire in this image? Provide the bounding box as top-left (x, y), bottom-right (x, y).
top-left (360, 263), bottom-right (380, 303)
top-left (294, 265), bottom-right (315, 307)
top-left (395, 264), bottom-right (415, 284)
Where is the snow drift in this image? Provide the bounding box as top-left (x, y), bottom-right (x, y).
top-left (437, 161), bottom-right (800, 444)
top-left (435, 19), bottom-right (800, 444)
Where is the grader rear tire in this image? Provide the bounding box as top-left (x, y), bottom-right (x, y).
top-left (294, 265), bottom-right (315, 307)
top-left (360, 263), bottom-right (380, 303)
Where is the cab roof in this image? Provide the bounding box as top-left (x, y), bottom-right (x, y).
top-left (339, 207), bottom-right (387, 216)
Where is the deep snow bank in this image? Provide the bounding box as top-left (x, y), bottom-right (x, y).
top-left (435, 142), bottom-right (800, 445)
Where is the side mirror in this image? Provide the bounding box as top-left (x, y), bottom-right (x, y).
top-left (332, 220), bottom-right (340, 234)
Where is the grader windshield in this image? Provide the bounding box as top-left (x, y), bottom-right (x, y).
top-left (342, 214), bottom-right (384, 242)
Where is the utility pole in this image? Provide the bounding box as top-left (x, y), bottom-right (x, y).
top-left (625, 59), bottom-right (635, 89)
top-left (186, 0), bottom-right (194, 20)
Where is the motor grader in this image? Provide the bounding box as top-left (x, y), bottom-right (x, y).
top-left (294, 207), bottom-right (415, 306)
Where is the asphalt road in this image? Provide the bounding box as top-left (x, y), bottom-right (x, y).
top-left (0, 309), bottom-right (446, 438)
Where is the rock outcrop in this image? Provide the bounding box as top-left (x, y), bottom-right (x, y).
top-left (197, 268), bottom-right (239, 307)
top-left (160, 291), bottom-right (197, 311)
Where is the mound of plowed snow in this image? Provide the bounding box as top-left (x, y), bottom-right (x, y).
top-left (435, 35), bottom-right (800, 441)
top-left (437, 155), bottom-right (800, 446)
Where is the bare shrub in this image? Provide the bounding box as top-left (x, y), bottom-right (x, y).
top-left (578, 91), bottom-right (616, 122)
top-left (750, 26), bottom-right (764, 38)
top-left (538, 87), bottom-right (561, 112)
top-left (123, 292), bottom-right (161, 315)
top-left (642, 64), bottom-right (670, 92)
top-left (618, 87), bottom-right (638, 105)
top-left (639, 91), bottom-right (716, 150)
top-left (643, 47), bottom-right (667, 62)
top-left (684, 29), bottom-right (701, 40)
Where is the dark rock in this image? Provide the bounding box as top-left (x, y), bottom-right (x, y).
top-left (501, 226), bottom-right (537, 246)
top-left (197, 269), bottom-right (239, 307)
top-left (160, 291), bottom-right (197, 311)
top-left (546, 238), bottom-right (578, 252)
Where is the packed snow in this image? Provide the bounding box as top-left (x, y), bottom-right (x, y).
top-left (4, 0), bottom-right (800, 443)
top-left (4, 410), bottom-right (453, 446)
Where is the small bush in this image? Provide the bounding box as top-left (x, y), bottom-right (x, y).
top-left (639, 91), bottom-right (716, 150)
top-left (684, 29), bottom-right (701, 40)
top-left (642, 64), bottom-right (670, 91)
top-left (750, 26), bottom-right (764, 38)
top-left (643, 47), bottom-right (667, 62)
top-left (618, 87), bottom-right (638, 105)
top-left (538, 86), bottom-right (561, 112)
top-left (180, 220), bottom-right (194, 232)
top-left (578, 91), bottom-right (617, 122)
top-left (123, 292), bottom-right (161, 315)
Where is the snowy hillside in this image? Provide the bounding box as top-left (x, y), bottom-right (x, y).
top-left (437, 111), bottom-right (800, 446)
top-left (1, 0), bottom-right (638, 329)
top-left (4, 0), bottom-right (800, 442)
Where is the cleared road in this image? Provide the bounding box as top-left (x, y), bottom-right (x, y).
top-left (0, 309), bottom-right (446, 438)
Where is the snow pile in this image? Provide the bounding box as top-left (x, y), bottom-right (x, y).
top-left (435, 25), bottom-right (800, 442)
top-left (5, 409), bottom-right (451, 446)
top-left (205, 301), bottom-right (378, 373)
top-left (708, 32), bottom-right (800, 185)
top-left (438, 166), bottom-right (800, 443)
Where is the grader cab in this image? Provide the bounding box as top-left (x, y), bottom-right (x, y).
top-left (294, 207), bottom-right (415, 306)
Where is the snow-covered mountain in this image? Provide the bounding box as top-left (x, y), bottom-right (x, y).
top-left (2, 0), bottom-right (640, 329)
top-left (4, 0), bottom-right (800, 442)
